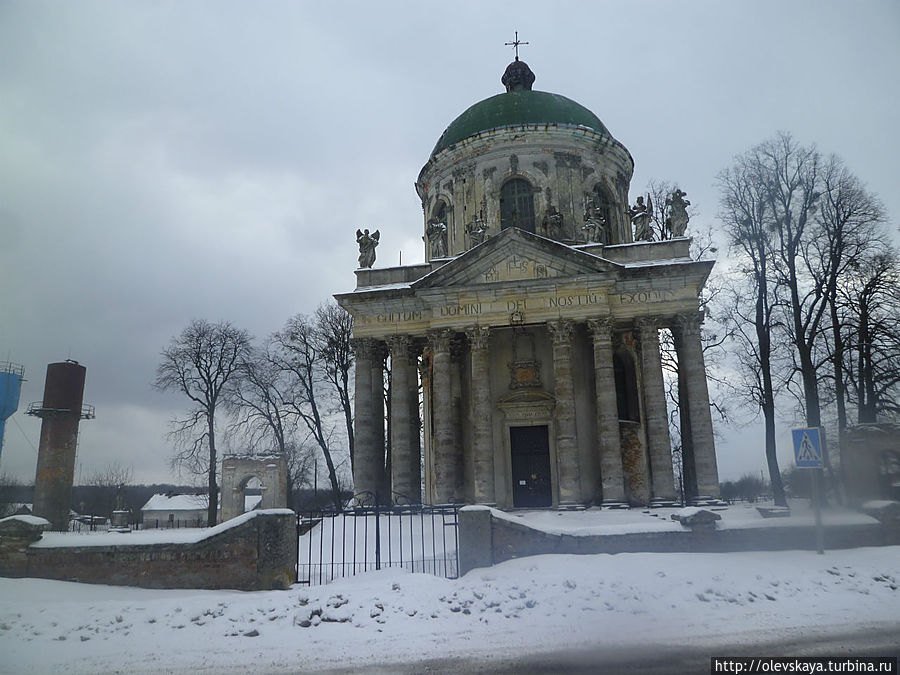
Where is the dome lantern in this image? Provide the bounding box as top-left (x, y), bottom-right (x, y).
top-left (501, 59), bottom-right (535, 92)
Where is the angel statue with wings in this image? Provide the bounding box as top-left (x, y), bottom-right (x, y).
top-left (356, 228), bottom-right (380, 268)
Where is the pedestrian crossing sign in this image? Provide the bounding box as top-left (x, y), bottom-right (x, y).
top-left (792, 427), bottom-right (824, 469)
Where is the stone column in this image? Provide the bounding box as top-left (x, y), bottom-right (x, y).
top-left (675, 312), bottom-right (720, 498)
top-left (389, 335), bottom-right (413, 503)
top-left (587, 317), bottom-right (626, 504)
top-left (466, 325), bottom-right (494, 504)
top-left (372, 341), bottom-right (388, 502)
top-left (548, 319), bottom-right (580, 505)
top-left (636, 318), bottom-right (676, 502)
top-left (352, 338), bottom-right (384, 502)
top-left (408, 344), bottom-right (422, 504)
top-left (429, 329), bottom-right (457, 504)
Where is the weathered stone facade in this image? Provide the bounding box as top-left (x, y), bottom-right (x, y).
top-left (336, 60), bottom-right (720, 508)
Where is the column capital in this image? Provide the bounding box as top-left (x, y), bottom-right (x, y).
top-left (548, 319), bottom-right (575, 344)
top-left (351, 337), bottom-right (381, 360)
top-left (675, 311), bottom-right (705, 335)
top-left (587, 316), bottom-right (614, 340)
top-left (634, 316), bottom-right (660, 336)
top-left (387, 334), bottom-right (411, 358)
top-left (428, 328), bottom-right (454, 353)
top-left (465, 325), bottom-right (491, 350)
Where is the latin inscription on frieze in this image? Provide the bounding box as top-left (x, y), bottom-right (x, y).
top-left (357, 286), bottom-right (680, 331)
top-left (373, 310), bottom-right (424, 323)
top-left (548, 293), bottom-right (601, 308)
top-left (616, 289), bottom-right (676, 304)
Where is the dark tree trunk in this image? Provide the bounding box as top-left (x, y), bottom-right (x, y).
top-left (207, 414), bottom-right (218, 527)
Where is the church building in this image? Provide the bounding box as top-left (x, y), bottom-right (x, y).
top-left (336, 55), bottom-right (720, 508)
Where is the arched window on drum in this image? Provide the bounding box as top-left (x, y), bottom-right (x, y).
top-left (500, 178), bottom-right (536, 233)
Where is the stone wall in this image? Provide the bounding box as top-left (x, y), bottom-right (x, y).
top-left (0, 510), bottom-right (297, 591)
top-left (457, 505), bottom-right (894, 576)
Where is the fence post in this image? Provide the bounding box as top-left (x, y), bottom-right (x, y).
top-left (374, 492), bottom-right (381, 571)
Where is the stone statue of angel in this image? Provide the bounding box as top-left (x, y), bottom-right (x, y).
top-left (629, 195), bottom-right (654, 242)
top-left (356, 228), bottom-right (380, 268)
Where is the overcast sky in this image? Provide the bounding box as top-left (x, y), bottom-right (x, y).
top-left (1, 1), bottom-right (898, 487)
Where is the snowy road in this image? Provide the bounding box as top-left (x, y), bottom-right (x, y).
top-left (1, 547), bottom-right (898, 674)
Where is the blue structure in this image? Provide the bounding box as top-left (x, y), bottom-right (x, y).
top-left (0, 361), bottom-right (25, 464)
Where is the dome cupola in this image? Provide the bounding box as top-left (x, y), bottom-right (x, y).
top-left (417, 59), bottom-right (634, 261)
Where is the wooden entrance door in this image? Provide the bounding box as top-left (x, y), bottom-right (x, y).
top-left (510, 425), bottom-right (552, 507)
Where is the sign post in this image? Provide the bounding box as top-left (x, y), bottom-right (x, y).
top-left (792, 427), bottom-right (825, 554)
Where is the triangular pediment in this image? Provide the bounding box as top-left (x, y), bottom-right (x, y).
top-left (412, 228), bottom-right (620, 289)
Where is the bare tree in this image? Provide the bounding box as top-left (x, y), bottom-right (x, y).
top-left (717, 153), bottom-right (787, 506)
top-left (840, 250), bottom-right (900, 423)
top-left (87, 460), bottom-right (134, 488)
top-left (154, 319), bottom-right (251, 526)
top-left (808, 157), bottom-right (888, 493)
top-left (717, 132), bottom-right (893, 501)
top-left (229, 340), bottom-right (321, 504)
top-left (313, 302), bottom-right (354, 470)
top-left (272, 314), bottom-right (346, 510)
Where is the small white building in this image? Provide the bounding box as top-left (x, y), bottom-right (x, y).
top-left (140, 493), bottom-right (263, 528)
top-left (140, 494), bottom-right (207, 528)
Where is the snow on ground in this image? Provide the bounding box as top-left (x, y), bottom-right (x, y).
top-left (496, 499), bottom-right (877, 535)
top-left (1, 545), bottom-right (898, 674)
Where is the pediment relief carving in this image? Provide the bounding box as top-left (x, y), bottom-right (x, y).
top-left (413, 228), bottom-right (618, 290)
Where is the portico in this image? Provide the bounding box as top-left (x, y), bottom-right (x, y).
top-left (337, 229), bottom-right (718, 507)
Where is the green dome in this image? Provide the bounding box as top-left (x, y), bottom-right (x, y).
top-left (431, 89), bottom-right (610, 157)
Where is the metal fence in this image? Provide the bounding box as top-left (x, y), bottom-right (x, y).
top-left (296, 502), bottom-right (460, 586)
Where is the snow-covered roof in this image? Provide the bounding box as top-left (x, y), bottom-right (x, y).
top-left (141, 494), bottom-right (208, 512)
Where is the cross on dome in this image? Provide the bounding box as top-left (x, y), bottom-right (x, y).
top-left (504, 31), bottom-right (529, 61)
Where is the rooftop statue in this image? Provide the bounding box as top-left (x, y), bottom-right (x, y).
top-left (425, 218), bottom-right (448, 258)
top-left (666, 189), bottom-right (690, 238)
top-left (582, 197), bottom-right (607, 244)
top-left (629, 195), bottom-right (654, 242)
top-left (542, 188), bottom-right (564, 240)
top-left (356, 228), bottom-right (380, 268)
top-left (466, 216), bottom-right (488, 249)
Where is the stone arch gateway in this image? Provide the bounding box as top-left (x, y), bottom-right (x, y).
top-left (220, 455), bottom-right (289, 523)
